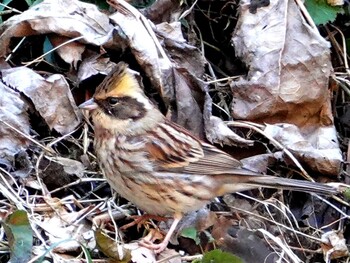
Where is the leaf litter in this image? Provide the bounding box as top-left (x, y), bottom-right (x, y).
top-left (0, 0), bottom-right (349, 262)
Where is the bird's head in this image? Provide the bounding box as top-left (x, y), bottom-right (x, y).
top-left (79, 62), bottom-right (163, 135)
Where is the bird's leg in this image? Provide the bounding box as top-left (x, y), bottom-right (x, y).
top-left (139, 213), bottom-right (182, 253)
top-left (120, 214), bottom-right (168, 231)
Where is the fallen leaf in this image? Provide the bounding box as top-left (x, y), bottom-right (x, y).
top-left (2, 66), bottom-right (82, 134)
top-left (2, 210), bottom-right (33, 263)
top-left (0, 82), bottom-right (30, 169)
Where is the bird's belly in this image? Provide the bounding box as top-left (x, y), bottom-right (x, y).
top-left (105, 171), bottom-right (212, 216)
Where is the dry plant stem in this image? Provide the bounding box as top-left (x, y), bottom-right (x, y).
top-left (0, 119), bottom-right (55, 154)
top-left (314, 194), bottom-right (350, 216)
top-left (236, 192), bottom-right (316, 246)
top-left (334, 76), bottom-right (350, 97)
top-left (294, 0), bottom-right (317, 31)
top-left (0, 3), bottom-right (22, 14)
top-left (329, 25), bottom-right (350, 75)
top-left (92, 208), bottom-right (127, 227)
top-left (35, 151), bottom-right (50, 196)
top-left (6, 37), bottom-right (26, 62)
top-left (177, 255), bottom-right (203, 262)
top-left (0, 170), bottom-right (26, 209)
top-left (24, 36), bottom-right (84, 67)
top-left (206, 58), bottom-right (231, 117)
top-left (179, 0), bottom-right (199, 20)
top-left (227, 203), bottom-right (323, 243)
top-left (49, 177), bottom-right (106, 194)
top-left (226, 121), bottom-right (314, 181)
top-left (156, 254), bottom-right (184, 263)
top-left (206, 76), bottom-right (241, 84)
top-left (258, 228), bottom-right (302, 263)
top-left (47, 123), bottom-right (83, 148)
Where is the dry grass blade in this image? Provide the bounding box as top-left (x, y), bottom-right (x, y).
top-left (0, 119), bottom-right (55, 155)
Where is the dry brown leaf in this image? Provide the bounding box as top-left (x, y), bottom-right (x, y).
top-left (231, 0), bottom-right (332, 126)
top-left (109, 3), bottom-right (171, 100)
top-left (77, 54), bottom-right (117, 83)
top-left (321, 231), bottom-right (349, 260)
top-left (156, 22), bottom-right (206, 78)
top-left (48, 156), bottom-right (86, 178)
top-left (143, 0), bottom-right (182, 24)
top-left (204, 92), bottom-right (254, 147)
top-left (264, 123), bottom-right (342, 175)
top-left (230, 0), bottom-right (342, 174)
top-left (0, 82), bottom-right (30, 169)
top-left (240, 153), bottom-right (275, 174)
top-left (37, 205), bottom-right (92, 253)
top-left (2, 67), bottom-right (81, 134)
top-left (48, 35), bottom-right (85, 69)
top-left (171, 68), bottom-right (203, 137)
top-left (0, 0), bottom-right (118, 58)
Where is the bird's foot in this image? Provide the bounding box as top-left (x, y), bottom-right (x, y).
top-left (139, 236), bottom-right (169, 254)
top-left (120, 214), bottom-right (168, 231)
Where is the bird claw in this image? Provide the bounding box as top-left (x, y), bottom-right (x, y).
top-left (120, 214), bottom-right (168, 231)
top-left (139, 238), bottom-right (169, 254)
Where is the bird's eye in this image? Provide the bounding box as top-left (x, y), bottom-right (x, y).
top-left (108, 97), bottom-right (119, 105)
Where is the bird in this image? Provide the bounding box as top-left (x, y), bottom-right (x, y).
top-left (79, 62), bottom-right (339, 253)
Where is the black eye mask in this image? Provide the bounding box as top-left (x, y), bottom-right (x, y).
top-left (97, 96), bottom-right (146, 120)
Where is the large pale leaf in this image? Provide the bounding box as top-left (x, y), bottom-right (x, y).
top-left (231, 0), bottom-right (342, 174)
top-left (2, 67), bottom-right (81, 134)
top-left (0, 82), bottom-right (30, 169)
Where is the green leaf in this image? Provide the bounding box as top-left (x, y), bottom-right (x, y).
top-left (2, 210), bottom-right (33, 263)
top-left (32, 0), bottom-right (44, 6)
top-left (343, 187), bottom-right (350, 200)
top-left (43, 37), bottom-right (55, 64)
top-left (305, 0), bottom-right (344, 25)
top-left (181, 227), bottom-right (200, 245)
top-left (95, 229), bottom-right (131, 263)
top-left (25, 0), bottom-right (33, 7)
top-left (201, 249), bottom-right (243, 263)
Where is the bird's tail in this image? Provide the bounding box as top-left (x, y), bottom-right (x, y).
top-left (217, 173), bottom-right (339, 196)
top-left (245, 175), bottom-right (338, 195)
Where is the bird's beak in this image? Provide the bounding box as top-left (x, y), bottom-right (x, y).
top-left (79, 98), bottom-right (98, 111)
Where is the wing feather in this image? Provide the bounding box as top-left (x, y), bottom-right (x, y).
top-left (145, 121), bottom-right (253, 175)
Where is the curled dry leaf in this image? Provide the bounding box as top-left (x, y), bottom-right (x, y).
top-left (321, 231), bottom-right (349, 260)
top-left (0, 82), bottom-right (30, 168)
top-left (48, 156), bottom-right (86, 178)
top-left (171, 68), bottom-right (203, 137)
top-left (155, 21), bottom-right (206, 78)
top-left (109, 2), bottom-right (171, 100)
top-left (0, 0), bottom-right (118, 58)
top-left (231, 0), bottom-right (342, 174)
top-left (204, 92), bottom-right (254, 147)
top-left (39, 205), bottom-right (92, 253)
top-left (77, 54), bottom-right (117, 83)
top-left (48, 35), bottom-right (86, 69)
top-left (95, 229), bottom-right (132, 262)
top-left (142, 0), bottom-right (182, 24)
top-left (2, 67), bottom-right (81, 134)
top-left (264, 123), bottom-right (342, 175)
